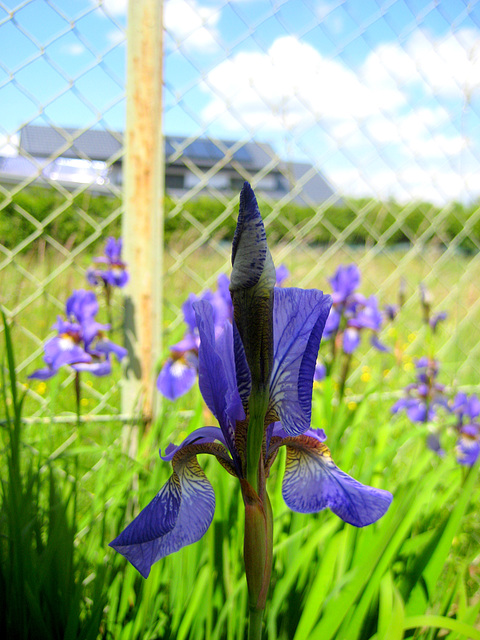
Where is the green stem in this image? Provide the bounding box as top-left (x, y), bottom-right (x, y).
top-left (338, 351), bottom-right (353, 401)
top-left (246, 390), bottom-right (269, 492)
top-left (248, 608), bottom-right (264, 640)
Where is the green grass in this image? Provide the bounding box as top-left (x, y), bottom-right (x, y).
top-left (1, 210), bottom-right (480, 637)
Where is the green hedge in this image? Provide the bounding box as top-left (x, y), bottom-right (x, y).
top-left (1, 185), bottom-right (479, 253)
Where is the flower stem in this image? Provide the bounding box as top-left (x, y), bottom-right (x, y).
top-left (248, 608), bottom-right (263, 640)
top-left (246, 390), bottom-right (269, 492)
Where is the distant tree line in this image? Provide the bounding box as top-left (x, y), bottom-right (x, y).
top-left (1, 185), bottom-right (479, 254)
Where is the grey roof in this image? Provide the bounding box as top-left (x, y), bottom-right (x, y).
top-left (14, 125), bottom-right (338, 204)
top-left (20, 125), bottom-right (123, 161)
top-left (20, 126), bottom-right (278, 170)
top-left (287, 162), bottom-right (336, 204)
top-left (166, 136), bottom-right (275, 170)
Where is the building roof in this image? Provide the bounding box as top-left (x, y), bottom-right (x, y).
top-left (20, 125), bottom-right (123, 162)
top-left (9, 125), bottom-right (338, 204)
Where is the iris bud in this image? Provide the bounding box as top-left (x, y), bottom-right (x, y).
top-left (230, 182), bottom-right (276, 392)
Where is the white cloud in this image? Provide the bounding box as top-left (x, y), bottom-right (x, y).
top-left (202, 36), bottom-right (403, 133)
top-left (107, 29), bottom-right (126, 46)
top-left (98, 0), bottom-right (127, 16)
top-left (63, 43), bottom-right (86, 56)
top-left (200, 28), bottom-right (480, 203)
top-left (362, 29), bottom-right (480, 99)
top-left (165, 0), bottom-right (220, 52)
top-left (0, 134), bottom-right (19, 157)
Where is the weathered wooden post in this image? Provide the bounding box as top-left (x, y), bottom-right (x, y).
top-left (122, 0), bottom-right (164, 422)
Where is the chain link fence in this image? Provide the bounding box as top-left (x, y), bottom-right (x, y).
top-left (1, 0), bottom-right (479, 422)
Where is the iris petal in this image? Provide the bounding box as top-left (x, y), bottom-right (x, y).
top-left (281, 435), bottom-right (392, 527)
top-left (110, 450), bottom-right (215, 578)
top-left (160, 426), bottom-right (226, 461)
top-left (44, 336), bottom-right (91, 369)
top-left (156, 358), bottom-right (197, 401)
top-left (194, 300), bottom-right (244, 463)
top-left (269, 288), bottom-right (332, 436)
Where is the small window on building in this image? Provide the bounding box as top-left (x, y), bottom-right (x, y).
top-left (166, 173), bottom-right (185, 189)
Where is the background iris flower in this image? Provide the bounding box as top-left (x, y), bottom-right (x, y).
top-left (87, 237), bottom-right (129, 289)
top-left (29, 289), bottom-right (126, 380)
top-left (323, 264), bottom-right (388, 355)
top-left (452, 392), bottom-right (480, 466)
top-left (111, 183), bottom-right (393, 609)
top-left (391, 357), bottom-right (449, 456)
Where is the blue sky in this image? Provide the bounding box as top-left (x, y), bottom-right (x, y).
top-left (1, 0), bottom-right (480, 203)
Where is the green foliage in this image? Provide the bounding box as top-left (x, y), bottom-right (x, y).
top-left (0, 186), bottom-right (121, 252)
top-left (0, 312), bottom-right (107, 640)
top-left (2, 186), bottom-right (480, 253)
top-left (165, 194), bottom-right (480, 251)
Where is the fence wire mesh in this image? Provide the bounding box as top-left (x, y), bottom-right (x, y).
top-left (0, 0), bottom-right (479, 423)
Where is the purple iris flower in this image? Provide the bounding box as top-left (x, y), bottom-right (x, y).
top-left (323, 266), bottom-right (388, 354)
top-left (275, 264), bottom-right (289, 286)
top-left (87, 237), bottom-right (129, 288)
top-left (392, 357), bottom-right (449, 455)
top-left (111, 183), bottom-right (392, 579)
top-left (29, 290), bottom-right (127, 380)
top-left (457, 424), bottom-right (480, 466)
top-left (329, 264), bottom-right (361, 305)
top-left (314, 361), bottom-right (327, 382)
top-left (451, 392), bottom-right (480, 466)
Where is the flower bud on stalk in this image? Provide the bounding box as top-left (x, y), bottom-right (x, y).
top-left (230, 183), bottom-right (276, 394)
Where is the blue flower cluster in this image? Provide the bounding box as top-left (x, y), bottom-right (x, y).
top-left (452, 392), bottom-right (480, 466)
top-left (87, 237), bottom-right (129, 289)
top-left (392, 358), bottom-right (480, 466)
top-left (29, 290), bottom-right (126, 380)
top-left (323, 264), bottom-right (388, 354)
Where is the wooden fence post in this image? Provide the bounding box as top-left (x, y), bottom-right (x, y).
top-left (122, 0), bottom-right (164, 422)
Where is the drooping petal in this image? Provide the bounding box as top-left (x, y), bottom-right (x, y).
top-left (278, 435), bottom-right (392, 527)
top-left (72, 358), bottom-right (112, 376)
top-left (94, 338), bottom-right (128, 361)
top-left (110, 446), bottom-right (216, 578)
top-left (156, 357), bottom-right (197, 401)
top-left (370, 334), bottom-right (389, 352)
top-left (160, 426), bottom-right (227, 461)
top-left (28, 367), bottom-right (56, 380)
top-left (457, 434), bottom-right (480, 466)
top-left (44, 336), bottom-right (92, 370)
top-left (194, 300), bottom-right (244, 465)
top-left (269, 288), bottom-right (332, 436)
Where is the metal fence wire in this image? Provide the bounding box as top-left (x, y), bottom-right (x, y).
top-left (1, 0), bottom-right (479, 423)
